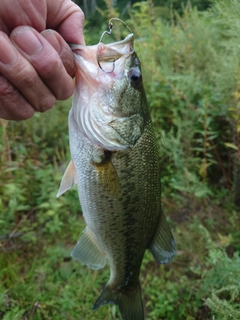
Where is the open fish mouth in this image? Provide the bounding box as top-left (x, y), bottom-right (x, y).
top-left (70, 33), bottom-right (134, 85)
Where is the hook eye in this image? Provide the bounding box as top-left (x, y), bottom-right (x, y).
top-left (97, 18), bottom-right (133, 74)
top-left (99, 22), bottom-right (114, 43)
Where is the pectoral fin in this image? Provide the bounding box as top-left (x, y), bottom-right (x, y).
top-left (149, 211), bottom-right (176, 264)
top-left (71, 227), bottom-right (106, 270)
top-left (92, 150), bottom-right (121, 197)
top-left (57, 160), bottom-right (77, 198)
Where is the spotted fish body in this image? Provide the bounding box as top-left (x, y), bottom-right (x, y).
top-left (58, 33), bottom-right (176, 320)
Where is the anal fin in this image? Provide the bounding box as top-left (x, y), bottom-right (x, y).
top-left (71, 227), bottom-right (106, 270)
top-left (149, 211), bottom-right (176, 264)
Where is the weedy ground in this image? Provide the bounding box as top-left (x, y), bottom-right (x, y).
top-left (1, 1), bottom-right (240, 319)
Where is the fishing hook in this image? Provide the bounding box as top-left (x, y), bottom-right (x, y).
top-left (97, 18), bottom-right (133, 74)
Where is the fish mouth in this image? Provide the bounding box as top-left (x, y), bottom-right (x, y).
top-left (70, 34), bottom-right (135, 84)
top-left (70, 33), bottom-right (134, 56)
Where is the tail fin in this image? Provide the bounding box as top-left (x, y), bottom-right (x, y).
top-left (93, 281), bottom-right (144, 320)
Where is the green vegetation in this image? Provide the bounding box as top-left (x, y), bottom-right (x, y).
top-left (0, 1), bottom-right (240, 319)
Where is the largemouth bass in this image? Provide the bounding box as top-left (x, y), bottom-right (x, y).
top-left (57, 30), bottom-right (176, 320)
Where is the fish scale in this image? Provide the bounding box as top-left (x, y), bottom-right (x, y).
top-left (57, 32), bottom-right (176, 320)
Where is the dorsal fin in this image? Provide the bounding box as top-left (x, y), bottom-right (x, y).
top-left (57, 160), bottom-right (77, 198)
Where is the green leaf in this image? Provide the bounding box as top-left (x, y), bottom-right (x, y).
top-left (225, 142), bottom-right (238, 151)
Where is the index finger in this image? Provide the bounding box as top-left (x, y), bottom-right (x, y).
top-left (46, 0), bottom-right (85, 45)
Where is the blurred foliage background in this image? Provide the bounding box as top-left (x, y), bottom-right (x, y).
top-left (0, 0), bottom-right (240, 319)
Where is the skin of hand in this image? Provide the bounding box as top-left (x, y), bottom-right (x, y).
top-left (0, 0), bottom-right (85, 120)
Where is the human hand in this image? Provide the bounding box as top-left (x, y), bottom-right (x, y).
top-left (0, 0), bottom-right (85, 120)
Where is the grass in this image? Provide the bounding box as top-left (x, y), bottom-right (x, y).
top-left (0, 217), bottom-right (117, 320)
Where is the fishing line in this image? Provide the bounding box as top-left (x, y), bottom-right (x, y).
top-left (99, 18), bottom-right (133, 44)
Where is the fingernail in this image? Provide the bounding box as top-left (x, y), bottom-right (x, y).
top-left (0, 35), bottom-right (17, 65)
top-left (14, 27), bottom-right (43, 56)
top-left (41, 30), bottom-right (62, 54)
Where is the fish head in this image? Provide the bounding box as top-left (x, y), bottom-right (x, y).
top-left (70, 34), bottom-right (148, 151)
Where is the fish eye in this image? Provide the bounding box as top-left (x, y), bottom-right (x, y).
top-left (128, 67), bottom-right (142, 88)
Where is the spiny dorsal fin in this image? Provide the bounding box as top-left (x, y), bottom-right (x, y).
top-left (71, 227), bottom-right (106, 270)
top-left (148, 211), bottom-right (176, 264)
top-left (57, 160), bottom-right (77, 198)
